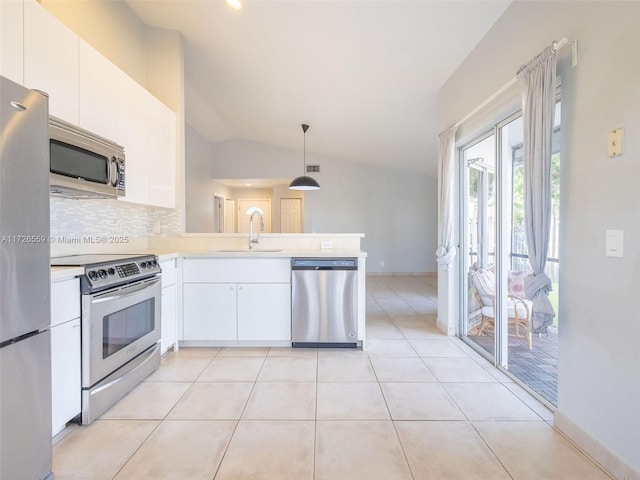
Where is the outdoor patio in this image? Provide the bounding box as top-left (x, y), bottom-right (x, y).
top-left (468, 326), bottom-right (558, 406)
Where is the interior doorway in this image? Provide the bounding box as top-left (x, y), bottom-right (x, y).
top-left (213, 194), bottom-right (225, 233)
top-left (280, 198), bottom-right (303, 233)
top-left (237, 199), bottom-right (272, 234)
top-left (224, 199), bottom-right (236, 233)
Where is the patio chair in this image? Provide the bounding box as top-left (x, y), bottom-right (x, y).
top-left (469, 268), bottom-right (533, 350)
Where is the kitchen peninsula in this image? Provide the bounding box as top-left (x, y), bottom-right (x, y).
top-left (50, 233), bottom-right (368, 350)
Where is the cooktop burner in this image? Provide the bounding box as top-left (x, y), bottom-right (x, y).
top-left (51, 254), bottom-right (161, 293)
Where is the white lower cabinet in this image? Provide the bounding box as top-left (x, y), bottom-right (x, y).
top-left (183, 283), bottom-right (237, 341)
top-left (51, 318), bottom-right (80, 436)
top-left (160, 259), bottom-right (177, 354)
top-left (182, 258), bottom-right (291, 343)
top-left (50, 277), bottom-right (81, 436)
top-left (237, 283), bottom-right (290, 341)
top-left (161, 284), bottom-right (177, 354)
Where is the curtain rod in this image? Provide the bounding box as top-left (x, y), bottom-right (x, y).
top-left (452, 37), bottom-right (577, 130)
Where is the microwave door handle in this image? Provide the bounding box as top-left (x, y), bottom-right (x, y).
top-left (92, 277), bottom-right (161, 304)
top-left (106, 156), bottom-right (112, 186)
top-left (110, 157), bottom-right (118, 187)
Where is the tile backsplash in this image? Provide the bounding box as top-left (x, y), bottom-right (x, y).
top-left (50, 197), bottom-right (181, 254)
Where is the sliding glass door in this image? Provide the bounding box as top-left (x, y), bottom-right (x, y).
top-left (459, 103), bottom-right (561, 406)
top-left (461, 133), bottom-right (498, 358)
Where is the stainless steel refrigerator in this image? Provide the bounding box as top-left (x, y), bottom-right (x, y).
top-left (0, 76), bottom-right (54, 480)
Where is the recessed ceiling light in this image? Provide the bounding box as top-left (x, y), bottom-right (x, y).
top-left (226, 0), bottom-right (242, 10)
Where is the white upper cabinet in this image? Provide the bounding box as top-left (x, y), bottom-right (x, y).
top-left (18, 0), bottom-right (177, 209)
top-left (78, 40), bottom-right (119, 141)
top-left (147, 95), bottom-right (176, 208)
top-left (117, 72), bottom-right (176, 208)
top-left (0, 0), bottom-right (24, 84)
top-left (117, 69), bottom-right (150, 205)
top-left (24, 0), bottom-right (79, 124)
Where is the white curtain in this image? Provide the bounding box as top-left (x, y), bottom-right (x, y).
top-left (517, 46), bottom-right (557, 333)
top-left (435, 125), bottom-right (457, 270)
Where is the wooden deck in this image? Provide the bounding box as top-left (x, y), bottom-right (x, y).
top-left (468, 326), bottom-right (558, 406)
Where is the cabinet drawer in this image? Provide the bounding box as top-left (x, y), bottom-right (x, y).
top-left (51, 317), bottom-right (81, 435)
top-left (51, 278), bottom-right (80, 327)
top-left (160, 259), bottom-right (176, 287)
top-left (183, 258), bottom-right (290, 283)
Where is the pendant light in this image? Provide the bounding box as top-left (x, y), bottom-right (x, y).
top-left (289, 124), bottom-right (320, 190)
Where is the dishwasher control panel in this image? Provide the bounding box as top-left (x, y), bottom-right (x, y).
top-left (291, 258), bottom-right (357, 270)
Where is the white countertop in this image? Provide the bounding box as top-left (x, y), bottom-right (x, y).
top-left (51, 266), bottom-right (85, 282)
top-left (50, 248), bottom-right (366, 281)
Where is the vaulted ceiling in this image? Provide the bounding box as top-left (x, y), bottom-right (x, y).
top-left (126, 0), bottom-right (511, 176)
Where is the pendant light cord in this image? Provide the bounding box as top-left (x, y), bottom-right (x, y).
top-left (302, 123), bottom-right (309, 175)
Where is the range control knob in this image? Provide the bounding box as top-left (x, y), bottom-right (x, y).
top-left (98, 269), bottom-right (107, 279)
top-left (107, 268), bottom-right (115, 276)
top-left (88, 271), bottom-right (98, 281)
top-left (151, 260), bottom-right (158, 267)
top-left (140, 261), bottom-right (147, 268)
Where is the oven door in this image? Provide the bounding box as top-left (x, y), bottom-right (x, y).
top-left (82, 276), bottom-right (161, 388)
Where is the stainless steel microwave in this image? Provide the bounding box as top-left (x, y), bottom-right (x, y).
top-left (49, 116), bottom-right (125, 199)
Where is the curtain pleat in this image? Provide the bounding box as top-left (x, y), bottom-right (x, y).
top-left (517, 46), bottom-right (557, 333)
top-left (436, 125), bottom-right (458, 270)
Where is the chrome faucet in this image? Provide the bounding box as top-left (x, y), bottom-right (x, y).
top-left (247, 208), bottom-right (264, 249)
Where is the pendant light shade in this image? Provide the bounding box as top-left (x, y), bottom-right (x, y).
top-left (289, 124), bottom-right (320, 191)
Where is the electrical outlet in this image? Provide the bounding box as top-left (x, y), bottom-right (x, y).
top-left (152, 221), bottom-right (161, 234)
top-left (380, 260), bottom-right (384, 267)
top-left (114, 219), bottom-right (122, 233)
top-left (321, 241), bottom-right (333, 249)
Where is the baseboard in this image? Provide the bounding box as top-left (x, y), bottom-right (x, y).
top-left (554, 411), bottom-right (640, 480)
top-left (436, 316), bottom-right (455, 336)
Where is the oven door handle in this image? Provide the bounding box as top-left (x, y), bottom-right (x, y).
top-left (92, 277), bottom-right (161, 304)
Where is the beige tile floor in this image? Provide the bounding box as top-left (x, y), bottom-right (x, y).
top-left (52, 275), bottom-right (612, 480)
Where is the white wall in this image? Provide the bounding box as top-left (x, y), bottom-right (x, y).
top-left (185, 137), bottom-right (437, 273)
top-left (41, 0), bottom-right (148, 85)
top-left (185, 124), bottom-right (219, 232)
top-left (438, 2), bottom-right (640, 477)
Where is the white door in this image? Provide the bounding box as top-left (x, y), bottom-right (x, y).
top-left (238, 199), bottom-right (272, 234)
top-left (280, 198), bottom-right (303, 233)
top-left (213, 195), bottom-right (225, 233)
top-left (224, 199), bottom-right (236, 233)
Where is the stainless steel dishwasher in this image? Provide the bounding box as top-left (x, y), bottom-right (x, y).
top-left (291, 258), bottom-right (358, 348)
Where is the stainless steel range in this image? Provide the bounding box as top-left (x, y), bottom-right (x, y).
top-left (50, 254), bottom-right (162, 424)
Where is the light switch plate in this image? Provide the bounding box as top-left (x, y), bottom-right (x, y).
top-left (607, 128), bottom-right (624, 157)
top-left (605, 229), bottom-right (623, 258)
top-left (321, 241), bottom-right (333, 249)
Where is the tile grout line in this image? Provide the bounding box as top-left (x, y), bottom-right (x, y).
top-left (210, 352), bottom-right (267, 480)
top-left (111, 350), bottom-right (221, 479)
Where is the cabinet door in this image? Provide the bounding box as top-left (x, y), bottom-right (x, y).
top-left (24, 0), bottom-right (79, 124)
top-left (147, 96), bottom-right (176, 208)
top-left (0, 0), bottom-right (23, 84)
top-left (51, 318), bottom-right (81, 436)
top-left (237, 283), bottom-right (291, 341)
top-left (117, 70), bottom-right (149, 205)
top-left (183, 284), bottom-right (237, 341)
top-left (161, 284), bottom-right (176, 354)
top-left (160, 259), bottom-right (176, 288)
top-left (78, 40), bottom-right (119, 141)
top-left (51, 278), bottom-right (80, 327)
